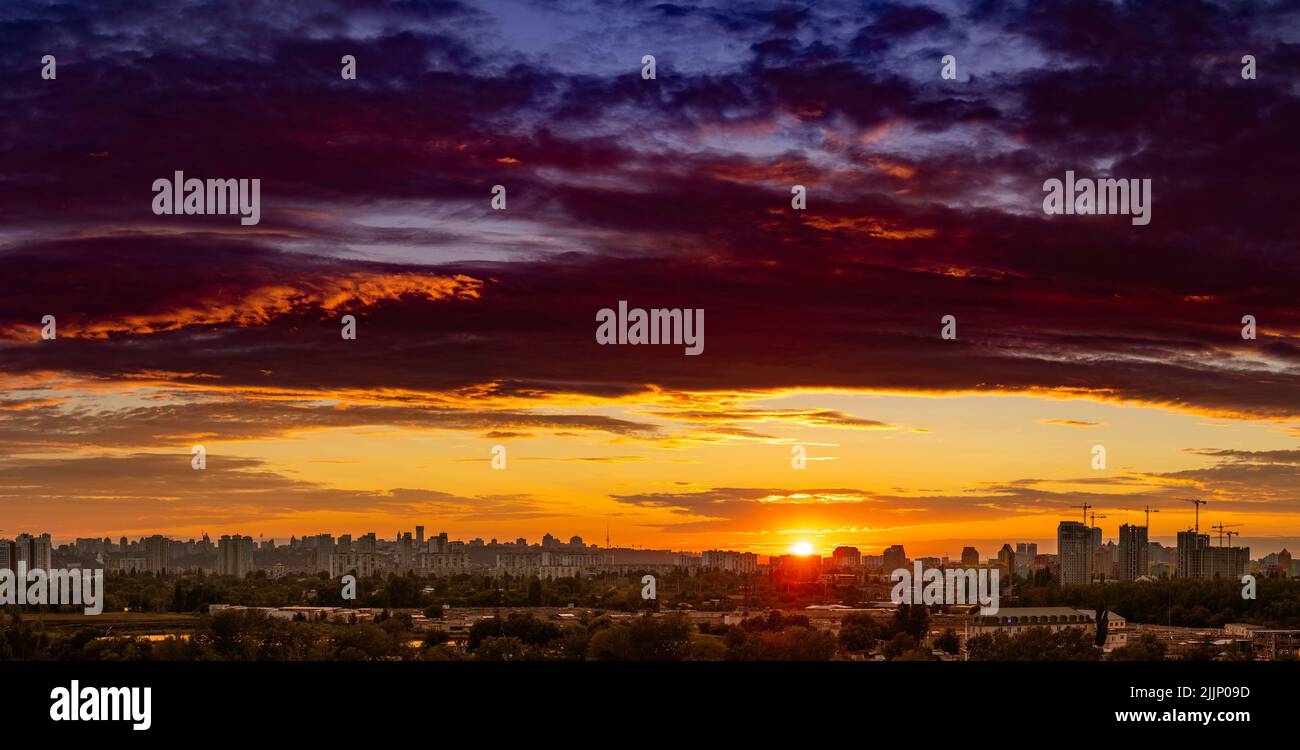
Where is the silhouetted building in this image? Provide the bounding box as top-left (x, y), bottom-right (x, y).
top-left (1015, 542), bottom-right (1038, 577)
top-left (217, 535), bottom-right (255, 578)
top-left (831, 546), bottom-right (861, 570)
top-left (700, 549), bottom-right (758, 574)
top-left (997, 544), bottom-right (1015, 573)
top-left (0, 539), bottom-right (16, 572)
top-left (1206, 545), bottom-right (1249, 579)
top-left (1176, 530), bottom-right (1209, 578)
top-left (1117, 524), bottom-right (1148, 580)
top-left (143, 535), bottom-right (168, 573)
top-left (330, 551), bottom-right (378, 578)
top-left (883, 545), bottom-right (907, 572)
top-left (769, 554), bottom-right (821, 582)
top-left (1058, 521), bottom-right (1092, 587)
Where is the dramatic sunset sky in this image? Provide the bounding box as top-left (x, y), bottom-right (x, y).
top-left (0, 0), bottom-right (1297, 558)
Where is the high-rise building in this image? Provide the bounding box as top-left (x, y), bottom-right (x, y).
top-left (217, 535), bottom-right (256, 578)
top-left (830, 546), bottom-right (861, 570)
top-left (1057, 521), bottom-right (1093, 587)
top-left (1278, 548), bottom-right (1293, 577)
top-left (961, 546), bottom-right (980, 566)
top-left (397, 532), bottom-right (414, 570)
top-left (13, 534), bottom-right (32, 571)
top-left (330, 552), bottom-right (378, 578)
top-left (308, 534), bottom-right (334, 572)
top-left (13, 533), bottom-right (52, 572)
top-left (1014, 542), bottom-right (1038, 577)
top-left (769, 554), bottom-right (821, 582)
top-left (699, 550), bottom-right (758, 574)
top-left (883, 545), bottom-right (907, 573)
top-left (143, 534), bottom-right (168, 573)
top-left (1206, 545), bottom-right (1249, 579)
top-left (415, 526), bottom-right (425, 548)
top-left (33, 533), bottom-right (52, 572)
top-left (1117, 524), bottom-right (1148, 580)
top-left (1176, 530), bottom-right (1210, 578)
top-left (997, 544), bottom-right (1015, 572)
top-left (0, 539), bottom-right (16, 572)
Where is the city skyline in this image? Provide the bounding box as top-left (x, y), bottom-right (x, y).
top-left (12, 511), bottom-right (1293, 561)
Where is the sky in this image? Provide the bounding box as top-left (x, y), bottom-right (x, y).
top-left (0, 0), bottom-right (1297, 558)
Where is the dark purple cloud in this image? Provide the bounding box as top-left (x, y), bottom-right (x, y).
top-left (0, 0), bottom-right (1295, 420)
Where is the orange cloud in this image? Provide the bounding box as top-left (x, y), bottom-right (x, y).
top-left (801, 214), bottom-right (935, 239)
top-left (4, 272), bottom-right (483, 340)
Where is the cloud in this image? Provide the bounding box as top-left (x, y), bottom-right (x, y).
top-left (1037, 419), bottom-right (1104, 427)
top-left (0, 390), bottom-right (660, 451)
top-left (0, 452), bottom-right (565, 535)
top-left (649, 407), bottom-right (896, 429)
top-left (609, 447), bottom-right (1300, 534)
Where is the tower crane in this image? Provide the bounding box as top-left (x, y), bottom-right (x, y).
top-left (1180, 498), bottom-right (1207, 534)
top-left (1210, 522), bottom-right (1243, 547)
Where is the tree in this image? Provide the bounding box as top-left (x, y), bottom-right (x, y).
top-left (586, 614), bottom-right (693, 661)
top-left (935, 628), bottom-right (960, 655)
top-left (881, 632), bottom-right (918, 660)
top-left (966, 627), bottom-right (1101, 661)
top-left (838, 612), bottom-right (881, 652)
top-left (730, 627), bottom-right (836, 661)
top-left (475, 636), bottom-right (530, 661)
top-left (378, 575), bottom-right (424, 609)
top-left (687, 637), bottom-right (728, 661)
top-left (743, 611), bottom-right (810, 632)
top-left (467, 612), bottom-right (560, 651)
top-left (891, 603), bottom-right (929, 640)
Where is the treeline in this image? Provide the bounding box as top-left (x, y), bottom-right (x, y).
top-left (43, 568), bottom-right (784, 615)
top-left (1007, 577), bottom-right (1300, 628)
top-left (965, 627), bottom-right (1285, 661)
top-left (1, 605), bottom-right (951, 662)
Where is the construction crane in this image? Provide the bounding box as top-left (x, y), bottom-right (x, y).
top-left (1142, 505), bottom-right (1160, 529)
top-left (1088, 512), bottom-right (1108, 528)
top-left (1071, 503), bottom-right (1093, 524)
top-left (1210, 522), bottom-right (1243, 547)
top-left (1225, 529), bottom-right (1242, 548)
top-left (1180, 498), bottom-right (1207, 534)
